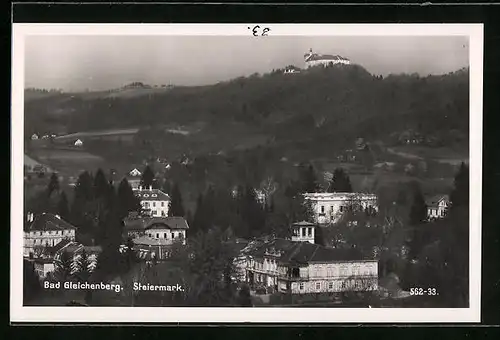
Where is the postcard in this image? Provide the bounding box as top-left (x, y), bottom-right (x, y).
top-left (11, 23), bottom-right (483, 323)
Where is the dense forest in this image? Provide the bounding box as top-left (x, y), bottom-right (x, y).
top-left (24, 64), bottom-right (469, 151)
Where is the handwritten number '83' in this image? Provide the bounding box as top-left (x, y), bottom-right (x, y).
top-left (248, 25), bottom-right (270, 36)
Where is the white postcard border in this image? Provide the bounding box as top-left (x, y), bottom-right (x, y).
top-left (11, 23), bottom-right (483, 323)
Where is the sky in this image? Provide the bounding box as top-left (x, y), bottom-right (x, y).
top-left (24, 35), bottom-right (469, 92)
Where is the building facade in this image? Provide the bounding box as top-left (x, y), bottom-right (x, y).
top-left (290, 221), bottom-right (316, 244)
top-left (123, 216), bottom-right (189, 261)
top-left (133, 186), bottom-right (171, 217)
top-left (303, 192), bottom-right (378, 225)
top-left (23, 213), bottom-right (77, 258)
top-left (304, 48), bottom-right (351, 69)
top-left (426, 195), bottom-right (450, 221)
top-left (240, 238), bottom-right (378, 295)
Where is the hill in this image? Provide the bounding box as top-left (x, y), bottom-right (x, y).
top-left (24, 64), bottom-right (469, 149)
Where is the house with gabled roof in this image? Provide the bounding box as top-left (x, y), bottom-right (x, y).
top-left (133, 186), bottom-right (171, 217)
top-left (23, 213), bottom-right (77, 258)
top-left (122, 216), bottom-right (189, 261)
top-left (426, 194), bottom-right (450, 220)
top-left (240, 238), bottom-right (378, 295)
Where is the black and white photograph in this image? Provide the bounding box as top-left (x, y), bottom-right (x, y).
top-left (11, 24), bottom-right (483, 323)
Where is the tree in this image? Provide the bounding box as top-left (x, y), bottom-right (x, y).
top-left (329, 168), bottom-right (353, 192)
top-left (407, 185), bottom-right (429, 261)
top-left (117, 178), bottom-right (142, 220)
top-left (70, 171), bottom-right (94, 235)
top-left (237, 284), bottom-right (253, 307)
top-left (23, 260), bottom-right (41, 304)
top-left (450, 162), bottom-right (469, 211)
top-left (169, 182), bottom-right (185, 217)
top-left (47, 172), bottom-right (60, 197)
top-left (409, 185), bottom-right (427, 226)
top-left (299, 164), bottom-right (320, 193)
top-left (191, 193), bottom-right (205, 236)
top-left (93, 168), bottom-right (109, 199)
top-left (54, 251), bottom-right (74, 282)
top-left (74, 249), bottom-right (92, 283)
top-left (140, 165), bottom-right (155, 188)
top-left (57, 191), bottom-right (70, 221)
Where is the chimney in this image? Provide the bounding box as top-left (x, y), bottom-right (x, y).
top-left (139, 185), bottom-right (142, 190)
top-left (149, 185), bottom-right (152, 190)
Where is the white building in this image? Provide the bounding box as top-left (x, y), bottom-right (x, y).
top-left (290, 221), bottom-right (316, 244)
top-left (426, 194), bottom-right (450, 221)
top-left (129, 168), bottom-right (142, 177)
top-left (304, 48), bottom-right (351, 69)
top-left (133, 186), bottom-right (171, 217)
top-left (303, 192), bottom-right (378, 225)
top-left (240, 238), bottom-right (378, 295)
top-left (24, 213), bottom-right (77, 258)
top-left (31, 134), bottom-right (39, 140)
top-left (123, 217), bottom-right (189, 261)
top-left (74, 139), bottom-right (83, 147)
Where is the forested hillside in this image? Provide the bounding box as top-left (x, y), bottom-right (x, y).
top-left (24, 64), bottom-right (469, 151)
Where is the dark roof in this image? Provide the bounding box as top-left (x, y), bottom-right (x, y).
top-left (242, 238), bottom-right (365, 266)
top-left (25, 213), bottom-right (76, 232)
top-left (123, 216), bottom-right (189, 231)
top-left (133, 188), bottom-right (170, 201)
top-left (292, 221), bottom-right (317, 227)
top-left (425, 194), bottom-right (449, 207)
top-left (46, 239), bottom-right (75, 256)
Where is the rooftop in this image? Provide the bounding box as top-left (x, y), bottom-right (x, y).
top-left (242, 238), bottom-right (366, 266)
top-left (425, 194), bottom-right (450, 207)
top-left (133, 187), bottom-right (171, 201)
top-left (132, 236), bottom-right (176, 246)
top-left (303, 192), bottom-right (377, 200)
top-left (123, 216), bottom-right (189, 231)
top-left (25, 213), bottom-right (76, 232)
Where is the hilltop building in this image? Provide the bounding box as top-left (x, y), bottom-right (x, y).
top-left (237, 238), bottom-right (378, 295)
top-left (303, 192), bottom-right (378, 225)
top-left (133, 186), bottom-right (171, 217)
top-left (304, 48), bottom-right (350, 69)
top-left (74, 139), bottom-right (83, 147)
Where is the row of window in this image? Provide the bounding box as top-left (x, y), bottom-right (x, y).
top-left (147, 232), bottom-right (184, 239)
top-left (30, 230), bottom-right (73, 236)
top-left (298, 280), bottom-right (366, 291)
top-left (320, 205), bottom-right (375, 214)
top-left (143, 201), bottom-right (167, 208)
top-left (150, 210), bottom-right (167, 217)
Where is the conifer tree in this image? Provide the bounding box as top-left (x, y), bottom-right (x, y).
top-left (140, 165), bottom-right (155, 188)
top-left (117, 178), bottom-right (141, 220)
top-left (330, 168), bottom-right (353, 192)
top-left (168, 182), bottom-right (185, 217)
top-left (54, 251), bottom-right (74, 282)
top-left (409, 186), bottom-right (427, 226)
top-left (57, 191), bottom-right (70, 221)
top-left (299, 164), bottom-right (320, 193)
top-left (450, 162), bottom-right (469, 211)
top-left (74, 249), bottom-right (92, 283)
top-left (47, 172), bottom-right (60, 197)
top-left (93, 168), bottom-right (109, 199)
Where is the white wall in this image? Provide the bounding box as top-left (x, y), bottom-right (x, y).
top-left (24, 229), bottom-right (76, 257)
top-left (141, 200), bottom-right (170, 217)
top-left (291, 226), bottom-right (315, 244)
top-left (145, 227), bottom-right (186, 241)
top-left (304, 193), bottom-right (378, 224)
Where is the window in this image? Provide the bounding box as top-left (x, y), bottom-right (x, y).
top-left (164, 233), bottom-right (167, 238)
top-left (153, 202), bottom-right (156, 207)
top-left (315, 282), bottom-right (321, 290)
top-left (301, 228), bottom-right (306, 237)
top-left (299, 283), bottom-right (304, 290)
top-left (328, 282), bottom-right (334, 289)
top-left (161, 202), bottom-right (165, 207)
top-left (161, 211), bottom-right (166, 217)
top-left (156, 233), bottom-right (159, 239)
top-left (340, 206), bottom-right (344, 212)
top-left (307, 227), bottom-right (312, 236)
top-left (321, 205), bottom-right (325, 213)
top-left (152, 210), bottom-right (157, 216)
top-left (171, 233), bottom-right (175, 239)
